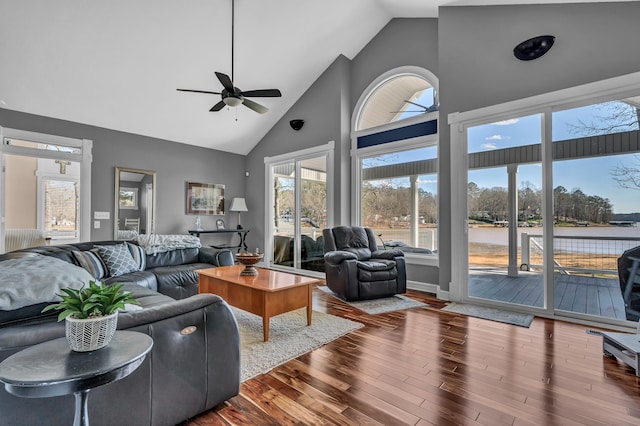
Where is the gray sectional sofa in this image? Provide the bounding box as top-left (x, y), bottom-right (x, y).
top-left (0, 240), bottom-right (240, 426)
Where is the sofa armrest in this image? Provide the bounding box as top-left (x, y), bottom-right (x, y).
top-left (117, 293), bottom-right (240, 424)
top-left (371, 249), bottom-right (404, 260)
top-left (198, 247), bottom-right (234, 266)
top-left (324, 250), bottom-right (358, 266)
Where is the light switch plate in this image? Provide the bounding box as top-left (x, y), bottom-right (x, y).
top-left (94, 221), bottom-right (100, 229)
top-left (94, 211), bottom-right (110, 220)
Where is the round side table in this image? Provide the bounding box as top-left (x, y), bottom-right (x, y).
top-left (0, 330), bottom-right (153, 426)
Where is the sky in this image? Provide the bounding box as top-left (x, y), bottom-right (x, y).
top-left (467, 101), bottom-right (640, 213)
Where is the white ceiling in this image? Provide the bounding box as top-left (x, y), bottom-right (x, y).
top-left (0, 0), bottom-right (630, 155)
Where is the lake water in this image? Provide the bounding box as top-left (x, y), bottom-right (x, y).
top-left (469, 224), bottom-right (640, 253)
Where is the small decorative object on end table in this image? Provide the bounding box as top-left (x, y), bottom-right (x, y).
top-left (216, 219), bottom-right (225, 230)
top-left (234, 252), bottom-right (264, 276)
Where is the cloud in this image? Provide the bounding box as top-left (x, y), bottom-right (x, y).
top-left (485, 134), bottom-right (510, 141)
top-left (493, 118), bottom-right (519, 126)
top-left (418, 178), bottom-right (437, 184)
top-left (481, 143), bottom-right (497, 150)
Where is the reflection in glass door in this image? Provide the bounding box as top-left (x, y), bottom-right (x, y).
top-left (270, 153), bottom-right (329, 274)
top-left (466, 114), bottom-right (545, 309)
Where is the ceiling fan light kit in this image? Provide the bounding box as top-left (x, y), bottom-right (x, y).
top-left (177, 0), bottom-right (281, 114)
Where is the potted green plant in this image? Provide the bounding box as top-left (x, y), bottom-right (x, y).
top-left (43, 281), bottom-right (139, 352)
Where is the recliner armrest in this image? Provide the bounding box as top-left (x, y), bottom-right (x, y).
top-left (324, 250), bottom-right (358, 265)
top-left (371, 249), bottom-right (404, 259)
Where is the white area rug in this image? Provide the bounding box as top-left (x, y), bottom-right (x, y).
top-left (442, 302), bottom-right (534, 328)
top-left (317, 285), bottom-right (429, 314)
top-left (233, 307), bottom-right (363, 382)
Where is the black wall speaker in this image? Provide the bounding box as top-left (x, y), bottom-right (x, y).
top-left (289, 119), bottom-right (305, 131)
top-left (513, 35), bottom-right (555, 61)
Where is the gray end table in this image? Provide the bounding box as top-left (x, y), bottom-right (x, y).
top-left (0, 331), bottom-right (153, 426)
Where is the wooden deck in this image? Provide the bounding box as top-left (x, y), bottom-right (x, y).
top-left (469, 268), bottom-right (627, 320)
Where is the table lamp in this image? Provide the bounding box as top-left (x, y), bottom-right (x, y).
top-left (229, 198), bottom-right (248, 229)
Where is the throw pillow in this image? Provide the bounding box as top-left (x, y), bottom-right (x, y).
top-left (126, 242), bottom-right (146, 271)
top-left (72, 249), bottom-right (107, 280)
top-left (95, 243), bottom-right (139, 278)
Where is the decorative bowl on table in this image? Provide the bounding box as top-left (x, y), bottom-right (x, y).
top-left (234, 252), bottom-right (264, 276)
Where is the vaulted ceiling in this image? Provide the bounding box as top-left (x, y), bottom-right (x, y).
top-left (0, 0), bottom-right (628, 155)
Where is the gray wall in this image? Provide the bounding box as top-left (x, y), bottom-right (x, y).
top-left (0, 109), bottom-right (246, 242)
top-left (438, 2), bottom-right (640, 292)
top-left (244, 55), bottom-right (351, 252)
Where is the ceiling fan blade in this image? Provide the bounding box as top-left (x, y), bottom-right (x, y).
top-left (242, 98), bottom-right (268, 114)
top-left (177, 88), bottom-right (221, 95)
top-left (404, 100), bottom-right (428, 109)
top-left (240, 89), bottom-right (282, 98)
top-left (215, 72), bottom-right (235, 92)
top-left (210, 100), bottom-right (226, 112)
top-left (390, 111), bottom-right (426, 113)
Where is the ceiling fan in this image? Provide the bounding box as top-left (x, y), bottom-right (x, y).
top-left (176, 0), bottom-right (281, 114)
top-left (390, 100), bottom-right (439, 114)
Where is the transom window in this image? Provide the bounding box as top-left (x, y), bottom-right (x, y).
top-left (356, 74), bottom-right (438, 131)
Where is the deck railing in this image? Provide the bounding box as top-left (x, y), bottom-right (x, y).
top-left (521, 233), bottom-right (640, 277)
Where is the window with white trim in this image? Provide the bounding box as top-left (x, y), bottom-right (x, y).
top-left (353, 69), bottom-right (439, 256)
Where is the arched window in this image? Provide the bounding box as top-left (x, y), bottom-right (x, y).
top-left (356, 70), bottom-right (438, 131)
top-left (352, 67), bottom-right (439, 262)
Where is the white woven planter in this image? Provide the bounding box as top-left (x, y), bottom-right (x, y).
top-left (65, 311), bottom-right (118, 352)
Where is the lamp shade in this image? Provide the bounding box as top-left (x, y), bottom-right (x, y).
top-left (229, 197), bottom-right (248, 212)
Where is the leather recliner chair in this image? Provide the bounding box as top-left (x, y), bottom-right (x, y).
top-left (322, 226), bottom-right (406, 301)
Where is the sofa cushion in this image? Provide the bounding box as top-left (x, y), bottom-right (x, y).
top-left (145, 247), bottom-right (200, 269)
top-left (72, 249), bottom-right (108, 280)
top-left (104, 270), bottom-right (158, 292)
top-left (0, 255), bottom-right (94, 311)
top-left (357, 260), bottom-right (397, 282)
top-left (96, 243), bottom-right (140, 277)
top-left (126, 242), bottom-right (146, 271)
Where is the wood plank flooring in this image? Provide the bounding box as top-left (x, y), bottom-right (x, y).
top-left (182, 287), bottom-right (640, 426)
top-left (470, 269), bottom-right (627, 320)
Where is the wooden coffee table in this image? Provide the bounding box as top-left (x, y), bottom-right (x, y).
top-left (197, 265), bottom-right (320, 341)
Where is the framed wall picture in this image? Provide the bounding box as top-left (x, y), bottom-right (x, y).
top-left (216, 219), bottom-right (225, 230)
top-left (186, 182), bottom-right (225, 215)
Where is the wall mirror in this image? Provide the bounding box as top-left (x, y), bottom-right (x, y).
top-left (114, 167), bottom-right (156, 240)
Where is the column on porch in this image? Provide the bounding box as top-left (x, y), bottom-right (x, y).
top-left (507, 163), bottom-right (519, 277)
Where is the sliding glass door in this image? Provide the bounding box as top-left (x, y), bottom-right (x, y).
top-left (454, 79), bottom-right (640, 327)
top-left (267, 144), bottom-right (332, 275)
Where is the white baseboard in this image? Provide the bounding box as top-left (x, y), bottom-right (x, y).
top-left (436, 288), bottom-right (450, 301)
top-left (407, 280), bottom-right (450, 301)
top-left (407, 280), bottom-right (437, 295)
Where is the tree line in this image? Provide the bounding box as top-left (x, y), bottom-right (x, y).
top-left (468, 181), bottom-right (613, 223)
top-left (361, 181), bottom-right (437, 227)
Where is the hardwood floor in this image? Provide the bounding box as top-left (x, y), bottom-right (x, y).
top-left (182, 288), bottom-right (640, 425)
